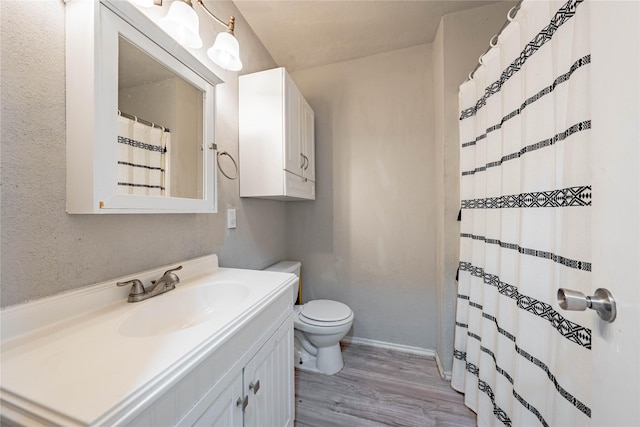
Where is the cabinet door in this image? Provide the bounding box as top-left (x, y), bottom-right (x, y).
top-left (284, 74), bottom-right (303, 177)
top-left (243, 318), bottom-right (294, 427)
top-left (193, 372), bottom-right (243, 427)
top-left (66, 1), bottom-right (219, 214)
top-left (301, 100), bottom-right (315, 182)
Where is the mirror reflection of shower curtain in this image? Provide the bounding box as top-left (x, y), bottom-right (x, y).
top-left (117, 115), bottom-right (170, 196)
top-left (452, 0), bottom-right (592, 425)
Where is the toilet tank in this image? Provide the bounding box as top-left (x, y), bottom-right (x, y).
top-left (264, 261), bottom-right (301, 303)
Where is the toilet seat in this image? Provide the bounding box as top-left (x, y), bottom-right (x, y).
top-left (298, 300), bottom-right (353, 327)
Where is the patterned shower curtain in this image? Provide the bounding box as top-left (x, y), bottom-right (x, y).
top-left (117, 115), bottom-right (170, 196)
top-left (452, 0), bottom-right (593, 425)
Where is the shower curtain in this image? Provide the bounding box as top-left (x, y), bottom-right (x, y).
top-left (452, 0), bottom-right (593, 425)
top-left (117, 115), bottom-right (170, 196)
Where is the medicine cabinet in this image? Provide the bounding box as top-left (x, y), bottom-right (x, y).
top-left (66, 0), bottom-right (222, 213)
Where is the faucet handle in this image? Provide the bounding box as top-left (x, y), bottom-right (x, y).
top-left (117, 279), bottom-right (145, 297)
top-left (162, 265), bottom-right (183, 276)
top-left (151, 265), bottom-right (183, 285)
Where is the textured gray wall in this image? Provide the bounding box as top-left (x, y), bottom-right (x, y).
top-left (285, 4), bottom-right (516, 354)
top-left (0, 0), bottom-right (283, 307)
top-left (288, 45), bottom-right (438, 349)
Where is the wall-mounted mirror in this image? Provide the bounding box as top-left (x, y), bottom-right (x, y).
top-left (66, 0), bottom-right (222, 214)
top-left (118, 36), bottom-right (204, 200)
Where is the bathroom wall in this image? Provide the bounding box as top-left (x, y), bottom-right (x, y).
top-left (432, 1), bottom-right (517, 373)
top-left (288, 45), bottom-right (437, 349)
top-left (0, 0), bottom-right (282, 307)
top-left (286, 2), bottom-right (516, 360)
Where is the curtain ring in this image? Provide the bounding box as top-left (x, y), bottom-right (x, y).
top-left (490, 34), bottom-right (499, 48)
top-left (468, 71), bottom-right (475, 81)
top-left (217, 151), bottom-right (238, 180)
top-left (479, 54), bottom-right (485, 65)
top-left (507, 5), bottom-right (517, 21)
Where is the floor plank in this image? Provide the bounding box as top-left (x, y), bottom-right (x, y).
top-left (294, 342), bottom-right (476, 427)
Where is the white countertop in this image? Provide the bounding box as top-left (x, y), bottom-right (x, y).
top-left (0, 255), bottom-right (295, 426)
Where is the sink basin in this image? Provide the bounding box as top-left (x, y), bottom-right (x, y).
top-left (119, 282), bottom-right (250, 337)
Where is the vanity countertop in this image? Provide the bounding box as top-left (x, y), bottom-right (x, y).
top-left (0, 255), bottom-right (295, 426)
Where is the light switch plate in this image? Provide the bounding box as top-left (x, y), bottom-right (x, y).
top-left (227, 208), bottom-right (237, 229)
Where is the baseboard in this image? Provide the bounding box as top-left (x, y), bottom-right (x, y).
top-left (434, 352), bottom-right (452, 381)
top-left (341, 336), bottom-right (436, 357)
top-left (341, 336), bottom-right (453, 381)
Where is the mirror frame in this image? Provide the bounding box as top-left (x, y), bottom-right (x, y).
top-left (66, 0), bottom-right (222, 214)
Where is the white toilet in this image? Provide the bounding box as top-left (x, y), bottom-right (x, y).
top-left (264, 261), bottom-right (354, 375)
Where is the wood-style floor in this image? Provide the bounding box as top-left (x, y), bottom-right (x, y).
top-left (294, 342), bottom-right (476, 427)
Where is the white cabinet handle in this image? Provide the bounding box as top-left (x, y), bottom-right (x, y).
top-left (303, 155), bottom-right (309, 170)
top-left (299, 153), bottom-right (310, 170)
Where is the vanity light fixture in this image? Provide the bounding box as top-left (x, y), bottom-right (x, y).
top-left (159, 0), bottom-right (203, 48)
top-left (135, 0), bottom-right (243, 71)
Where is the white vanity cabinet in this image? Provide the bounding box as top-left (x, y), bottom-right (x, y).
top-left (129, 294), bottom-right (295, 427)
top-left (0, 255), bottom-right (295, 427)
top-left (242, 319), bottom-right (293, 426)
top-left (194, 318), bottom-right (293, 427)
top-left (239, 67), bottom-right (315, 200)
top-left (194, 371), bottom-right (243, 427)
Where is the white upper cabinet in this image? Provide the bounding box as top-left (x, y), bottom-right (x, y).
top-left (65, 0), bottom-right (221, 214)
top-left (284, 73), bottom-right (303, 177)
top-left (239, 67), bottom-right (315, 201)
top-left (301, 99), bottom-right (316, 183)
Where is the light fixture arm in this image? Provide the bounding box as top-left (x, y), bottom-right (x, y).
top-left (194, 0), bottom-right (236, 35)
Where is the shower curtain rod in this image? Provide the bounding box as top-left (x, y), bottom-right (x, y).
top-left (467, 0), bottom-right (524, 81)
top-left (117, 110), bottom-right (170, 133)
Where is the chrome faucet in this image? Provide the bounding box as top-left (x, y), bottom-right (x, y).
top-left (117, 266), bottom-right (183, 303)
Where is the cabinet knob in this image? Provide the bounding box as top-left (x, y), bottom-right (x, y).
top-left (249, 380), bottom-right (261, 395)
top-left (236, 396), bottom-right (249, 411)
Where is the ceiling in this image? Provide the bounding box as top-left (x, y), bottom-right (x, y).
top-left (233, 0), bottom-right (503, 72)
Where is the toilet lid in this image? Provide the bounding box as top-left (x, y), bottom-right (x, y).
top-left (300, 300), bottom-right (352, 322)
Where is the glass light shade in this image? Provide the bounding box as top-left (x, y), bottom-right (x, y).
top-left (158, 1), bottom-right (203, 49)
top-left (207, 32), bottom-right (243, 71)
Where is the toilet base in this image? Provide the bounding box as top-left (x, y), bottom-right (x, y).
top-left (294, 346), bottom-right (321, 374)
top-left (294, 332), bottom-right (344, 375)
